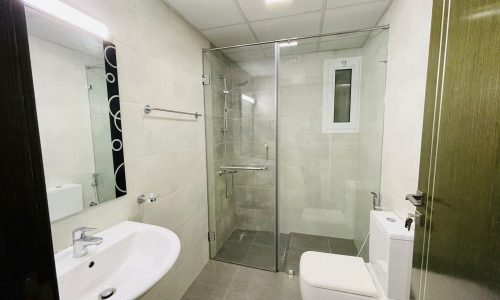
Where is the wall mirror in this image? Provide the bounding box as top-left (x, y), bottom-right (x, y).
top-left (25, 6), bottom-right (126, 222)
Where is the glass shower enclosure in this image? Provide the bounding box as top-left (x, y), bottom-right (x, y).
top-left (203, 27), bottom-right (389, 273)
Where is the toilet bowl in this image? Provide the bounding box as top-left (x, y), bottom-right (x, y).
top-left (300, 211), bottom-right (414, 300)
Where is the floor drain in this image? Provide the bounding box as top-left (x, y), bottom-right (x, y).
top-left (99, 288), bottom-right (116, 300)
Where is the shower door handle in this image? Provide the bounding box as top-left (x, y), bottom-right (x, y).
top-left (225, 171), bottom-right (235, 198)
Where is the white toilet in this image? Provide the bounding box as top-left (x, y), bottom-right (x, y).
top-left (300, 211), bottom-right (414, 300)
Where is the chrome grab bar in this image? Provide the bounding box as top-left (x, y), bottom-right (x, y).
top-left (219, 164), bottom-right (268, 173)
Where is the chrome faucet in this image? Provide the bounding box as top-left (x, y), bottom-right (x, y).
top-left (72, 227), bottom-right (103, 258)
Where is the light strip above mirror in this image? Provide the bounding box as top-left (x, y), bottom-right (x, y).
top-left (24, 0), bottom-right (109, 39)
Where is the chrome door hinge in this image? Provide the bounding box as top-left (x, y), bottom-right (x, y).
top-left (208, 231), bottom-right (215, 241)
top-left (202, 74), bottom-right (210, 85)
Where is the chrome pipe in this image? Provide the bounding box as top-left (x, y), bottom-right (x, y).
top-left (202, 25), bottom-right (390, 52)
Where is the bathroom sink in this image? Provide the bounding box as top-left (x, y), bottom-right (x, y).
top-left (54, 221), bottom-right (180, 300)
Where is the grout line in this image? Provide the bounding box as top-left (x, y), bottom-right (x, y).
top-left (222, 263), bottom-right (240, 300)
top-left (201, 9), bottom-right (324, 32)
top-left (232, 0), bottom-right (260, 42)
top-left (198, 1), bottom-right (388, 32)
top-left (237, 229), bottom-right (258, 267)
top-left (282, 232), bottom-right (294, 273)
top-left (316, 0), bottom-right (328, 52)
top-left (250, 229), bottom-right (258, 245)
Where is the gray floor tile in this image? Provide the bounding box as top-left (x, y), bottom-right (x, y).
top-left (254, 231), bottom-right (289, 248)
top-left (242, 244), bottom-right (275, 270)
top-left (224, 266), bottom-right (285, 300)
top-left (288, 232), bottom-right (330, 252)
top-left (328, 237), bottom-right (358, 256)
top-left (181, 261), bottom-right (238, 300)
top-left (283, 249), bottom-right (304, 275)
top-left (214, 240), bottom-right (252, 263)
top-left (253, 231), bottom-right (274, 246)
top-left (193, 260), bottom-right (239, 286)
top-left (182, 282), bottom-right (227, 300)
top-left (182, 261), bottom-right (302, 300)
top-left (281, 274), bottom-right (301, 300)
top-left (227, 229), bottom-right (257, 244)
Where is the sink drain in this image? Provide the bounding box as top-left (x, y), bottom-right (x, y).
top-left (98, 288), bottom-right (116, 300)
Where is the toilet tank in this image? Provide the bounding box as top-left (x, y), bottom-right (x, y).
top-left (47, 184), bottom-right (83, 222)
top-left (369, 211), bottom-right (414, 300)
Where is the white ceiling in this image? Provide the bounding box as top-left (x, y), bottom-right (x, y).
top-left (163, 0), bottom-right (392, 48)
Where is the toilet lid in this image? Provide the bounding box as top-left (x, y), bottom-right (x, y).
top-left (300, 251), bottom-right (378, 298)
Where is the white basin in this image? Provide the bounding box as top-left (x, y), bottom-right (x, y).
top-left (55, 221), bottom-right (180, 300)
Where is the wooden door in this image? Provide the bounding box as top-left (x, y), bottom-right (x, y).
top-left (411, 0), bottom-right (500, 299)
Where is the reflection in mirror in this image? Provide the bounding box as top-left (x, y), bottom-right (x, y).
top-left (25, 6), bottom-right (126, 222)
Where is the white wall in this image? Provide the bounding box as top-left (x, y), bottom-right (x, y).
top-left (379, 0), bottom-right (433, 218)
top-left (29, 36), bottom-right (98, 208)
top-left (50, 1), bottom-right (210, 299)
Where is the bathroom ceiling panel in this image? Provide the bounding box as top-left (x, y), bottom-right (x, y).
top-left (163, 0), bottom-right (392, 48)
top-left (165, 0), bottom-right (245, 29)
top-left (322, 1), bottom-right (390, 34)
top-left (326, 0), bottom-right (391, 9)
top-left (201, 24), bottom-right (257, 47)
top-left (237, 0), bottom-right (324, 21)
top-left (251, 12), bottom-right (322, 42)
top-left (318, 33), bottom-right (369, 51)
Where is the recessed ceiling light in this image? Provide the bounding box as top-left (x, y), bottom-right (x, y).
top-left (279, 41), bottom-right (298, 47)
top-left (24, 0), bottom-right (109, 39)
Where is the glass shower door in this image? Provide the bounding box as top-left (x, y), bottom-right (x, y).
top-left (203, 43), bottom-right (278, 271)
top-left (277, 31), bottom-right (388, 273)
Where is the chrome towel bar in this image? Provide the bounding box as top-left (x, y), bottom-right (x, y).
top-left (143, 105), bottom-right (202, 119)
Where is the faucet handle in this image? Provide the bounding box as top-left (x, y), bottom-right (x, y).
top-left (72, 226), bottom-right (96, 240)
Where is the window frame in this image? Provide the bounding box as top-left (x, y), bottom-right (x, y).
top-left (322, 56), bottom-right (361, 133)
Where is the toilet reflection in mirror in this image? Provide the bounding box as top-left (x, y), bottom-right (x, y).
top-left (25, 6), bottom-right (126, 222)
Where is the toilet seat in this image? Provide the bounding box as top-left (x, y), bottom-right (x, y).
top-left (300, 251), bottom-right (378, 299)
